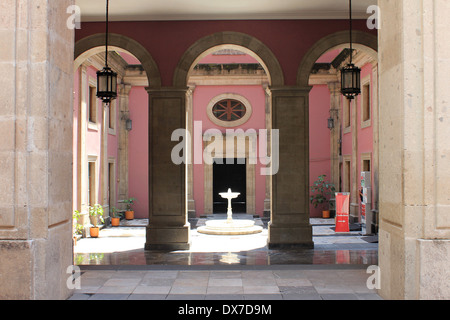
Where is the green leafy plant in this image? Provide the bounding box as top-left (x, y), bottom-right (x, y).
top-left (73, 210), bottom-right (83, 235)
top-left (123, 197), bottom-right (136, 211)
top-left (310, 175), bottom-right (336, 209)
top-left (89, 204), bottom-right (104, 227)
top-left (110, 206), bottom-right (122, 219)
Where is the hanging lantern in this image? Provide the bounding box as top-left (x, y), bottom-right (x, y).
top-left (97, 66), bottom-right (117, 103)
top-left (96, 0), bottom-right (117, 105)
top-left (341, 0), bottom-right (361, 100)
top-left (341, 63), bottom-right (361, 100)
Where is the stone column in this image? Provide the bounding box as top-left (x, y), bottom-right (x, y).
top-left (0, 0), bottom-right (74, 299)
top-left (263, 84), bottom-right (272, 218)
top-left (117, 84), bottom-right (131, 203)
top-left (186, 85), bottom-right (196, 219)
top-left (268, 86), bottom-right (313, 248)
top-left (145, 87), bottom-right (190, 250)
top-left (378, 0), bottom-right (450, 300)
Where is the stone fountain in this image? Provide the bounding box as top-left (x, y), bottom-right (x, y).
top-left (197, 188), bottom-right (263, 235)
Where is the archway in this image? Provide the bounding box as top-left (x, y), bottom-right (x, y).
top-left (176, 33), bottom-right (282, 251)
top-left (173, 31), bottom-right (284, 88)
top-left (301, 31), bottom-right (379, 249)
top-left (74, 33), bottom-right (162, 88)
top-left (73, 34), bottom-right (159, 250)
top-left (297, 30), bottom-right (378, 88)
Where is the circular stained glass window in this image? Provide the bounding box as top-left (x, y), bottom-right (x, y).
top-left (212, 99), bottom-right (247, 122)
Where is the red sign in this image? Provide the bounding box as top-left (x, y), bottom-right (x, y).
top-left (335, 193), bottom-right (350, 233)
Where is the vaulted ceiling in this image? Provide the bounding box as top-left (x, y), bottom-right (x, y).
top-left (75, 0), bottom-right (377, 22)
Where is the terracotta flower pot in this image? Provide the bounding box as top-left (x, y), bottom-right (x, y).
top-left (111, 217), bottom-right (120, 227)
top-left (125, 210), bottom-right (134, 220)
top-left (322, 210), bottom-right (330, 219)
top-left (90, 227), bottom-right (99, 238)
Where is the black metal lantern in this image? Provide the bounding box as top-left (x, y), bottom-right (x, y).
top-left (97, 66), bottom-right (117, 103)
top-left (341, 0), bottom-right (361, 100)
top-left (96, 0), bottom-right (117, 105)
top-left (341, 63), bottom-right (361, 100)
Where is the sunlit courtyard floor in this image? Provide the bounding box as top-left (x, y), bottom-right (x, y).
top-left (74, 218), bottom-right (378, 266)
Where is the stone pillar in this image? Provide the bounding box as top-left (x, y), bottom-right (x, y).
top-left (145, 87), bottom-right (190, 250)
top-left (0, 0), bottom-right (74, 299)
top-left (268, 86), bottom-right (313, 248)
top-left (117, 84), bottom-right (131, 203)
top-left (186, 85), bottom-right (196, 219)
top-left (378, 0), bottom-right (450, 300)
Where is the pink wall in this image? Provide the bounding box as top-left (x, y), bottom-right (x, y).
top-left (192, 85), bottom-right (266, 216)
top-left (309, 84), bottom-right (332, 217)
top-left (128, 87), bottom-right (149, 219)
top-left (76, 20), bottom-right (375, 86)
top-left (340, 62), bottom-right (375, 220)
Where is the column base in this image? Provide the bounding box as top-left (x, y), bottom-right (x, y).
top-left (145, 224), bottom-right (190, 251)
top-left (267, 222), bottom-right (314, 249)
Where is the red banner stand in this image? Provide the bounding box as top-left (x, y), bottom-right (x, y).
top-left (335, 193), bottom-right (350, 233)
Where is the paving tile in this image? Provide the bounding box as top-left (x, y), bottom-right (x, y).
top-left (96, 285), bottom-right (137, 294)
top-left (210, 271), bottom-right (242, 279)
top-left (127, 294), bottom-right (168, 300)
top-left (170, 286), bottom-right (207, 295)
top-left (242, 277), bottom-right (277, 286)
top-left (282, 293), bottom-right (322, 300)
top-left (139, 277), bottom-right (175, 286)
top-left (178, 271), bottom-right (210, 279)
top-left (88, 293), bottom-right (130, 300)
top-left (205, 294), bottom-right (244, 300)
top-left (279, 286), bottom-right (318, 295)
top-left (275, 278), bottom-right (312, 287)
top-left (166, 294), bottom-right (205, 300)
top-left (132, 285), bottom-right (171, 294)
top-left (313, 283), bottom-right (354, 294)
top-left (208, 278), bottom-right (243, 287)
top-left (243, 286), bottom-right (280, 294)
top-left (173, 278), bottom-right (209, 286)
top-left (144, 271), bottom-right (179, 279)
top-left (243, 294), bottom-right (282, 300)
top-left (103, 278), bottom-right (141, 287)
top-left (207, 286), bottom-right (243, 295)
top-left (67, 293), bottom-right (91, 300)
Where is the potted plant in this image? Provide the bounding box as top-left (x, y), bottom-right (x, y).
top-left (89, 204), bottom-right (104, 238)
top-left (310, 175), bottom-right (336, 219)
top-left (73, 210), bottom-right (83, 244)
top-left (110, 206), bottom-right (121, 227)
top-left (123, 197), bottom-right (136, 220)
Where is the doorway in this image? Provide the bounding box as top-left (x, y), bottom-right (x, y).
top-left (213, 158), bottom-right (246, 213)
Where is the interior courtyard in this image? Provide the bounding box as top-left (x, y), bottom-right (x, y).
top-left (0, 0), bottom-right (449, 301)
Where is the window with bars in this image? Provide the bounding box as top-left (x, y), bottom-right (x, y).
top-left (212, 99), bottom-right (247, 122)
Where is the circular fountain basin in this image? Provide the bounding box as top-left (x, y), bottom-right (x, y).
top-left (197, 219), bottom-right (263, 235)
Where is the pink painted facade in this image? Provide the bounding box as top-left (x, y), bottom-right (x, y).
top-left (73, 20), bottom-right (377, 221)
top-left (309, 84), bottom-right (332, 217)
top-left (192, 84), bottom-right (267, 216)
top-left (128, 87), bottom-right (149, 218)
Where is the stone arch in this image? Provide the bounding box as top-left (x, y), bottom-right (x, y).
top-left (173, 31), bottom-right (284, 87)
top-left (297, 30), bottom-right (378, 88)
top-left (74, 33), bottom-right (162, 88)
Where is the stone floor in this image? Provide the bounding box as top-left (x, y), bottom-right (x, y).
top-left (70, 217), bottom-right (382, 300)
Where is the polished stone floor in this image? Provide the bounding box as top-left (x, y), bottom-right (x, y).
top-left (70, 217), bottom-right (381, 300)
top-left (73, 217), bottom-right (378, 266)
